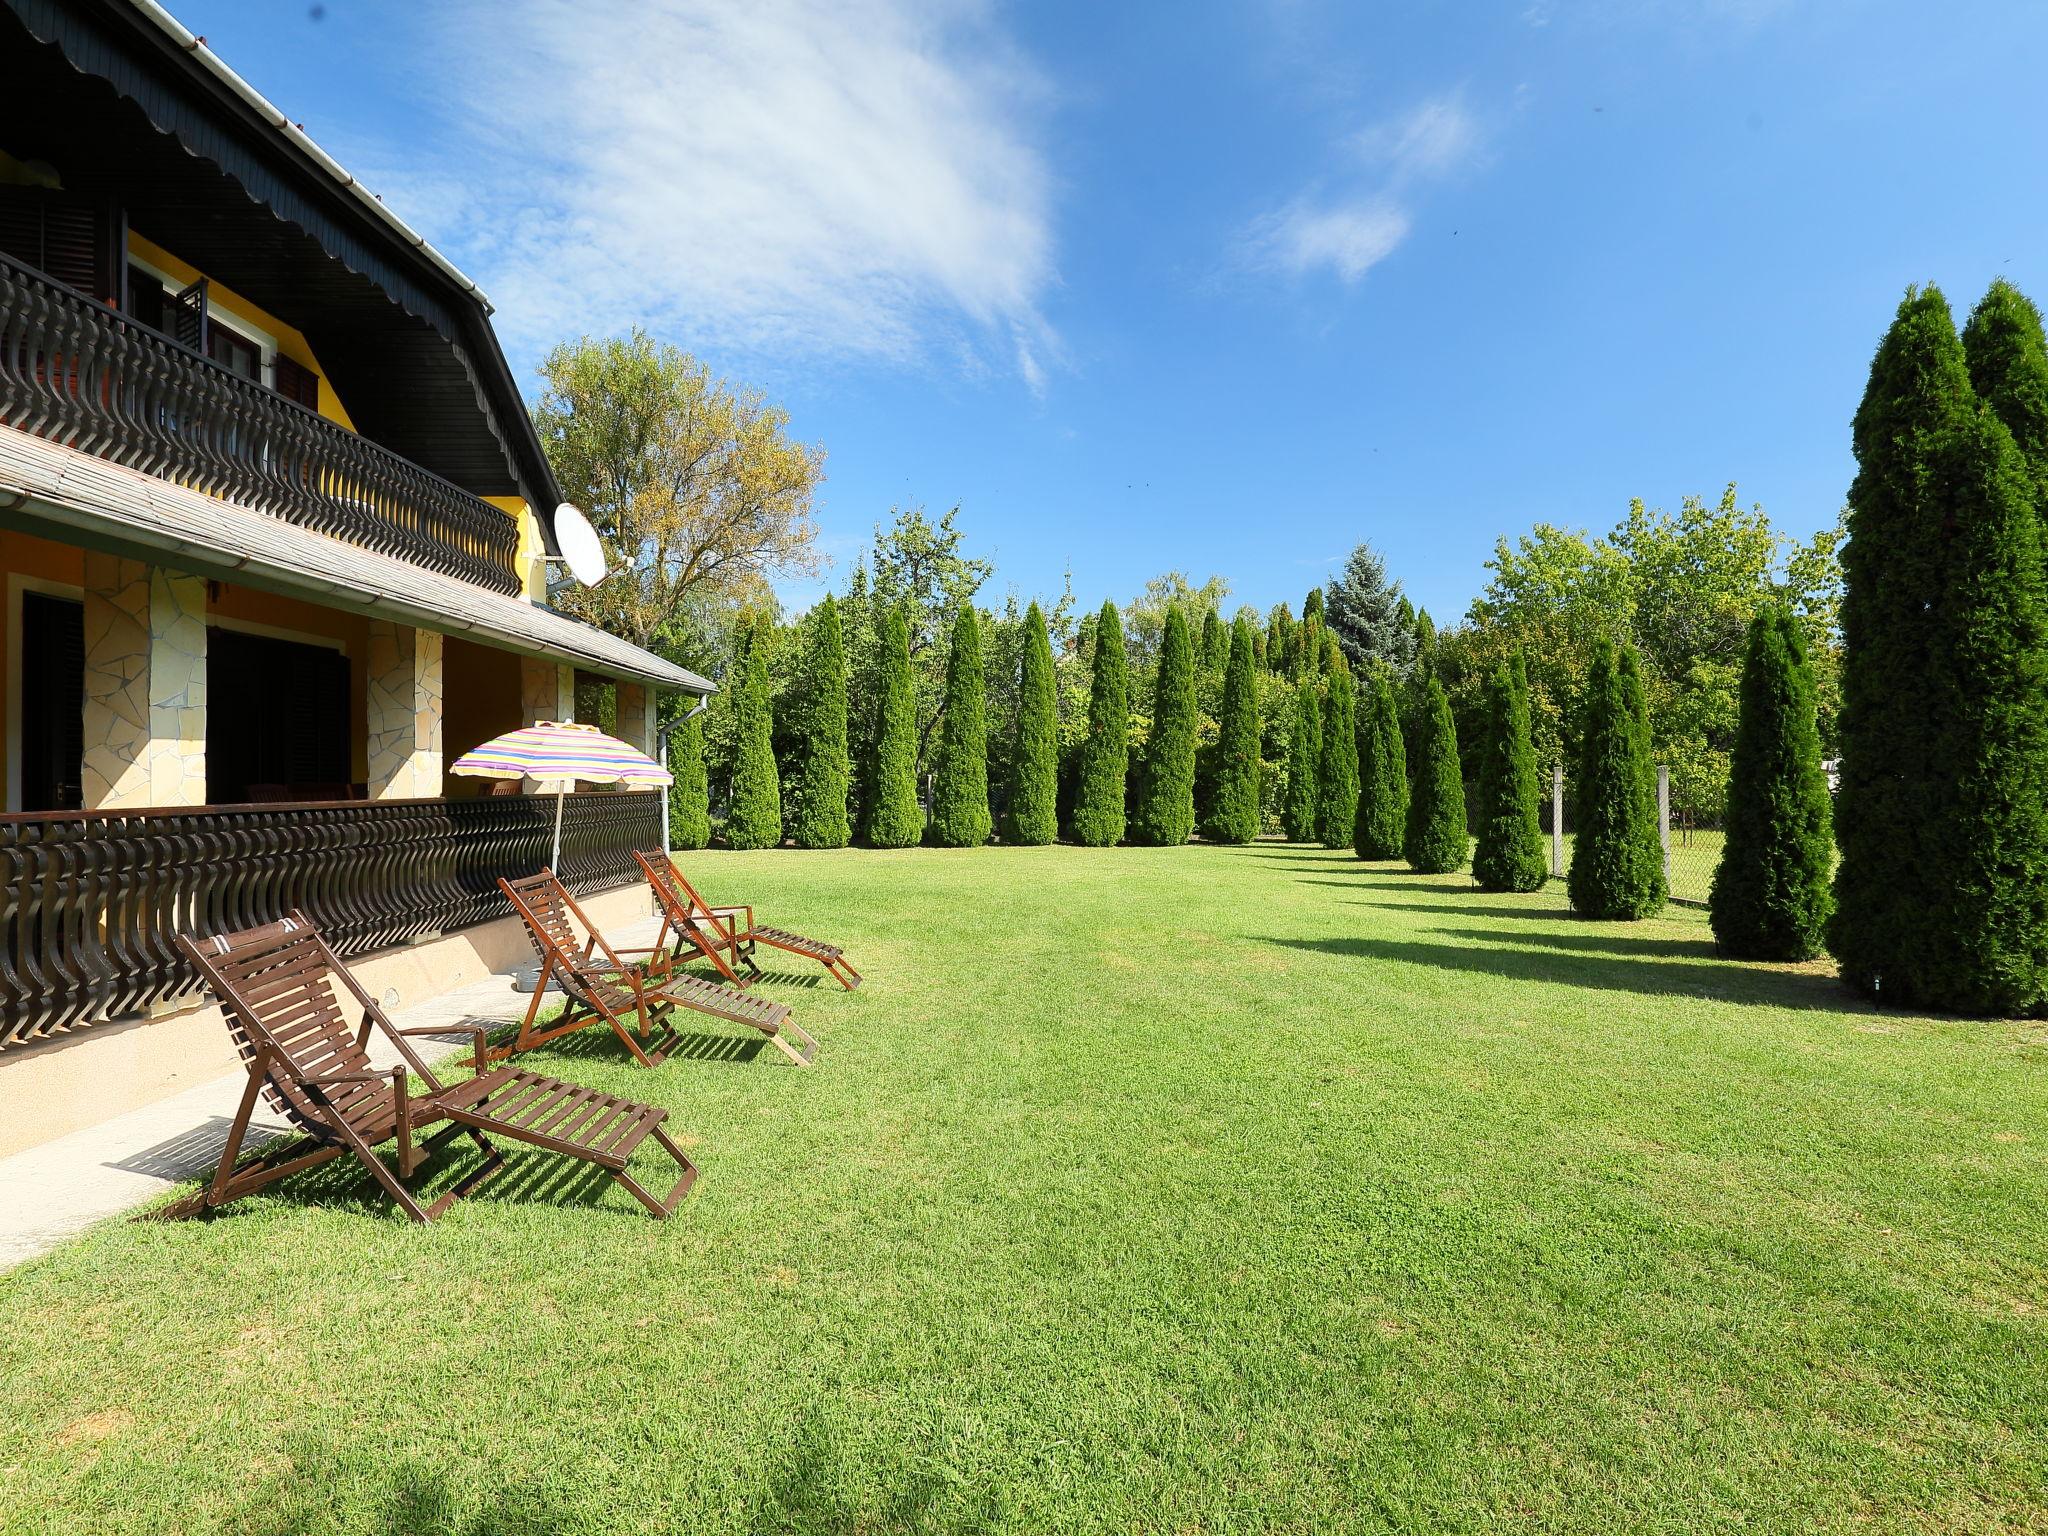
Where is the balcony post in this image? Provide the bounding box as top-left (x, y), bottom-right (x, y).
top-left (80, 555), bottom-right (208, 809)
top-left (365, 621), bottom-right (444, 798)
top-left (520, 657), bottom-right (575, 726)
top-left (616, 682), bottom-right (653, 757)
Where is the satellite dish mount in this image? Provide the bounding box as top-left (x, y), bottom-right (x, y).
top-left (546, 503), bottom-right (608, 587)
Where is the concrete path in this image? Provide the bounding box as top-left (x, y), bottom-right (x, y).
top-left (0, 916), bottom-right (662, 1272)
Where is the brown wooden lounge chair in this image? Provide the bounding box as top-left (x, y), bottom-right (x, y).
top-left (634, 850), bottom-right (863, 992)
top-left (499, 870), bottom-right (817, 1067)
top-left (161, 913), bottom-right (698, 1223)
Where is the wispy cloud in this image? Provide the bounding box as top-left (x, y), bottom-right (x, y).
top-left (379, 0), bottom-right (1058, 387)
top-left (1238, 90), bottom-right (1481, 284)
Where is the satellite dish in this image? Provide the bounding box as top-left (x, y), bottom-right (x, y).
top-left (553, 503), bottom-right (608, 586)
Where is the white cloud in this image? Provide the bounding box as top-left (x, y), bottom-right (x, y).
top-left (1239, 92), bottom-right (1479, 284)
top-left (391, 0), bottom-right (1057, 384)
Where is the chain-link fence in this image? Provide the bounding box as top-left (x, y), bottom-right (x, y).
top-left (1542, 764), bottom-right (1719, 907)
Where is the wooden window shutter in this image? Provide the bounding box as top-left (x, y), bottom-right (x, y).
top-left (274, 353), bottom-right (320, 411)
top-left (0, 189), bottom-right (113, 299)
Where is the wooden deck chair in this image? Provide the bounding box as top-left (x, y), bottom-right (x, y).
top-left (160, 913), bottom-right (698, 1223)
top-left (634, 850), bottom-right (863, 992)
top-left (499, 870), bottom-right (817, 1067)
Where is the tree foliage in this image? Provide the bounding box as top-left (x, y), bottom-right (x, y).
top-left (1316, 662), bottom-right (1360, 849)
top-left (1282, 676), bottom-right (1321, 841)
top-left (1355, 669), bottom-right (1408, 859)
top-left (1073, 600), bottom-right (1130, 846)
top-left (1204, 617), bottom-right (1262, 843)
top-left (1404, 673), bottom-right (1467, 873)
top-left (1567, 637), bottom-right (1663, 917)
top-left (667, 707), bottom-right (710, 851)
top-left (1136, 607), bottom-right (1198, 845)
top-left (1710, 610), bottom-right (1832, 958)
top-left (1324, 543), bottom-right (1417, 675)
top-left (865, 604), bottom-right (922, 848)
top-left (929, 606), bottom-right (992, 847)
top-left (1964, 278), bottom-right (2048, 506)
top-left (534, 331), bottom-right (823, 649)
top-left (787, 595), bottom-right (850, 848)
top-left (1471, 651), bottom-right (1546, 892)
top-left (724, 617), bottom-right (784, 849)
top-left (1006, 600), bottom-right (1060, 845)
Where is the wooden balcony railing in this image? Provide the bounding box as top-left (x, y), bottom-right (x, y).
top-left (0, 791), bottom-right (662, 1048)
top-left (0, 250), bottom-right (523, 595)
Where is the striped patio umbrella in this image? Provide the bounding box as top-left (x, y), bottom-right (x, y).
top-left (449, 720), bottom-right (672, 870)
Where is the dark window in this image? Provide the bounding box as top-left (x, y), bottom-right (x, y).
top-left (207, 322), bottom-right (260, 382)
top-left (0, 187), bottom-right (113, 300)
top-left (273, 354), bottom-right (320, 411)
top-left (205, 628), bottom-right (351, 804)
top-left (126, 266), bottom-right (165, 332)
top-left (20, 592), bottom-right (83, 812)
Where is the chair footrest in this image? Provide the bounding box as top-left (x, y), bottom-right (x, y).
top-left (749, 926), bottom-right (843, 961)
top-left (439, 1069), bottom-right (667, 1170)
top-left (655, 974), bottom-right (793, 1034)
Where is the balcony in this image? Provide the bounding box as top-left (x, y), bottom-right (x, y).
top-left (0, 251), bottom-right (524, 596)
top-left (0, 790), bottom-right (664, 1047)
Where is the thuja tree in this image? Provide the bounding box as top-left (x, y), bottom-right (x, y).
top-left (1833, 285), bottom-right (2035, 1002)
top-left (1282, 675), bottom-right (1322, 841)
top-left (1200, 607), bottom-right (1227, 673)
top-left (1471, 651), bottom-right (1546, 892)
top-left (724, 618), bottom-right (783, 849)
top-left (1316, 660), bottom-right (1360, 849)
top-left (790, 594), bottom-right (850, 848)
top-left (1204, 616), bottom-right (1261, 843)
top-left (667, 706), bottom-right (710, 851)
top-left (1005, 599), bottom-right (1059, 844)
top-left (1568, 636), bottom-right (1664, 917)
top-left (929, 606), bottom-right (991, 847)
top-left (1355, 667), bottom-right (1407, 859)
top-left (1709, 609), bottom-right (1832, 958)
top-left (865, 603), bottom-right (923, 847)
top-left (1136, 606), bottom-right (1198, 845)
top-left (1072, 599), bottom-right (1130, 846)
top-left (1404, 673), bottom-right (1467, 873)
top-left (1964, 278), bottom-right (2048, 505)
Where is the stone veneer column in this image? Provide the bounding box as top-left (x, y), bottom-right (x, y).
top-left (520, 657), bottom-right (575, 726)
top-left (615, 682), bottom-right (652, 756)
top-left (366, 621), bottom-right (444, 798)
top-left (81, 556), bottom-right (207, 809)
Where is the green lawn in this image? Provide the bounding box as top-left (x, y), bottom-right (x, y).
top-left (3, 844), bottom-right (2045, 1534)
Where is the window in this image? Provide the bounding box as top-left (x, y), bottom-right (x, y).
top-left (273, 354), bottom-right (320, 411)
top-left (125, 265), bottom-right (165, 331)
top-left (207, 321), bottom-right (260, 382)
top-left (20, 592), bottom-right (83, 812)
top-left (205, 628), bottom-right (352, 804)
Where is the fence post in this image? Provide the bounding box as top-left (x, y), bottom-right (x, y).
top-left (1657, 763), bottom-right (1671, 888)
top-left (1551, 762), bottom-right (1564, 878)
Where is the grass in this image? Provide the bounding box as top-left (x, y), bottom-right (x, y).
top-left (3, 843), bottom-right (2046, 1534)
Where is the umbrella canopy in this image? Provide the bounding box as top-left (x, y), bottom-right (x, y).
top-left (450, 721), bottom-right (672, 787)
top-left (449, 721), bottom-right (671, 870)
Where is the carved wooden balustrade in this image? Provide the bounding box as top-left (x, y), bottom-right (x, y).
top-left (0, 791), bottom-right (662, 1048)
top-left (0, 250), bottom-right (522, 594)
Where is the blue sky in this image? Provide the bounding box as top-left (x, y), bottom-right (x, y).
top-left (177, 0), bottom-right (2048, 625)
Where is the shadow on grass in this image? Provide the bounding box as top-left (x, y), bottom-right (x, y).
top-left (1430, 925), bottom-right (1721, 960)
top-left (530, 1021), bottom-right (768, 1067)
top-left (1302, 888), bottom-right (1577, 918)
top-left (239, 1456), bottom-right (578, 1536)
top-left (1265, 933), bottom-right (1857, 1011)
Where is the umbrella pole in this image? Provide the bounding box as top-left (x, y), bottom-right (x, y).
top-left (550, 781), bottom-right (566, 871)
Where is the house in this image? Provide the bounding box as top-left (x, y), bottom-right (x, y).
top-left (0, 0), bottom-right (709, 1152)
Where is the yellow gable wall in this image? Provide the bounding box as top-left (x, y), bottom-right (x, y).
top-left (489, 496), bottom-right (551, 601)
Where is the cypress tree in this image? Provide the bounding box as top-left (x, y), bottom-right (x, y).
top-left (667, 706), bottom-right (710, 851)
top-left (1964, 278), bottom-right (2048, 507)
top-left (1204, 616), bottom-right (1261, 843)
top-left (1568, 637), bottom-right (1664, 917)
top-left (1267, 603), bottom-right (1296, 675)
top-left (1136, 606), bottom-right (1198, 845)
top-left (790, 594), bottom-right (850, 848)
top-left (1200, 608), bottom-right (1227, 673)
top-left (1005, 599), bottom-right (1059, 845)
top-left (1072, 599), bottom-right (1130, 846)
top-left (1710, 610), bottom-right (1833, 959)
top-left (1316, 661), bottom-right (1360, 848)
top-left (1833, 287), bottom-right (1990, 995)
top-left (724, 618), bottom-right (783, 849)
top-left (1355, 668), bottom-right (1408, 859)
top-left (865, 604), bottom-right (922, 848)
top-left (1282, 678), bottom-right (1321, 841)
top-left (1404, 673), bottom-right (1467, 873)
top-left (1471, 651), bottom-right (1547, 892)
top-left (929, 605), bottom-right (991, 847)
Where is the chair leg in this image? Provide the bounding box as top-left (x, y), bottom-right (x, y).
top-left (611, 1126), bottom-right (699, 1218)
top-left (766, 1018), bottom-right (819, 1067)
top-left (418, 1129), bottom-right (506, 1221)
